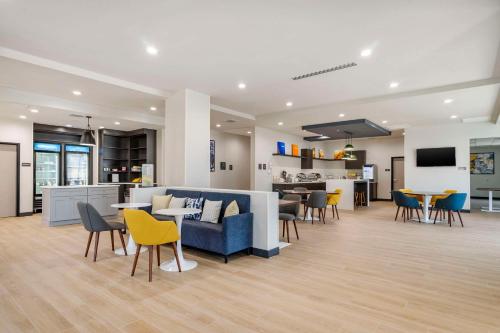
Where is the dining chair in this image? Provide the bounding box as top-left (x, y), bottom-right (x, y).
top-left (392, 191), bottom-right (421, 222)
top-left (304, 190), bottom-right (327, 224)
top-left (430, 189), bottom-right (457, 219)
top-left (293, 187), bottom-right (309, 216)
top-left (77, 202), bottom-right (127, 262)
top-left (326, 189), bottom-right (342, 220)
top-left (433, 193), bottom-right (466, 227)
top-left (279, 194), bottom-right (301, 242)
top-left (123, 209), bottom-right (180, 282)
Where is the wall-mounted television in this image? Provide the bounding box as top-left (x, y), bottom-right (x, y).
top-left (416, 147), bottom-right (456, 167)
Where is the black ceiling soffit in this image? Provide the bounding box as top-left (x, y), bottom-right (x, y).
top-left (302, 119), bottom-right (391, 142)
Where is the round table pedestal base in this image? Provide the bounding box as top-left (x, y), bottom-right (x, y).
top-left (481, 207), bottom-right (500, 213)
top-left (114, 246), bottom-right (147, 256)
top-left (160, 259), bottom-right (198, 272)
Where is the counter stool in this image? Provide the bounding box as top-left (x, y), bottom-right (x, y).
top-left (355, 191), bottom-right (366, 207)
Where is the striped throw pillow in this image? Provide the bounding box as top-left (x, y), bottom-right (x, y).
top-left (200, 200), bottom-right (223, 224)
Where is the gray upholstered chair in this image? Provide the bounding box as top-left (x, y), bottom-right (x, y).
top-left (279, 194), bottom-right (301, 242)
top-left (77, 202), bottom-right (127, 261)
top-left (305, 191), bottom-right (327, 224)
top-left (293, 187), bottom-right (309, 216)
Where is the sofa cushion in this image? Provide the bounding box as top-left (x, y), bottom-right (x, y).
top-left (166, 189), bottom-right (201, 199)
top-left (169, 196), bottom-right (187, 208)
top-left (200, 199), bottom-right (222, 224)
top-left (181, 219), bottom-right (224, 253)
top-left (151, 194), bottom-right (172, 213)
top-left (224, 200), bottom-right (239, 217)
top-left (185, 197), bottom-right (204, 220)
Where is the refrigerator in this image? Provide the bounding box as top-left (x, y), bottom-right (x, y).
top-left (34, 142), bottom-right (61, 211)
top-left (65, 145), bottom-right (90, 186)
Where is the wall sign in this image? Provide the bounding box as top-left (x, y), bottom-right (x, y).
top-left (21, 162), bottom-right (31, 167)
top-left (210, 140), bottom-right (215, 172)
top-left (34, 142), bottom-right (61, 152)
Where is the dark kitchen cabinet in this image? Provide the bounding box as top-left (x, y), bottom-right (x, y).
top-left (301, 148), bottom-right (313, 169)
top-left (345, 150), bottom-right (366, 169)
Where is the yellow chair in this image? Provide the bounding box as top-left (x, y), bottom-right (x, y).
top-left (399, 188), bottom-right (423, 204)
top-left (327, 188), bottom-right (343, 220)
top-left (124, 209), bottom-right (181, 282)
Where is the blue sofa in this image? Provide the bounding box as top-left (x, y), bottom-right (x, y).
top-left (149, 189), bottom-right (253, 263)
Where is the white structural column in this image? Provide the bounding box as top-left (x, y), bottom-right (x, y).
top-left (165, 89), bottom-right (211, 187)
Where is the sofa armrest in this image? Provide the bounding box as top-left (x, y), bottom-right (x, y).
top-left (222, 212), bottom-right (253, 253)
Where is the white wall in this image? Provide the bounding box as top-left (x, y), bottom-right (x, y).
top-left (0, 117), bottom-right (33, 213)
top-left (404, 122), bottom-right (500, 210)
top-left (470, 145), bottom-right (500, 199)
top-left (210, 130), bottom-right (250, 190)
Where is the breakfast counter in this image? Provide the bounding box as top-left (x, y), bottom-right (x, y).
top-left (325, 179), bottom-right (370, 210)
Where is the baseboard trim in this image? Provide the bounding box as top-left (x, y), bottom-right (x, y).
top-left (251, 247), bottom-right (279, 258)
top-left (18, 212), bottom-right (33, 217)
top-left (374, 198), bottom-right (392, 202)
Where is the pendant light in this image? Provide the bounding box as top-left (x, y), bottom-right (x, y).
top-left (344, 131), bottom-right (354, 151)
top-left (80, 116), bottom-right (96, 146)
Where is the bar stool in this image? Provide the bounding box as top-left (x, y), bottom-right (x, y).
top-left (355, 191), bottom-right (366, 207)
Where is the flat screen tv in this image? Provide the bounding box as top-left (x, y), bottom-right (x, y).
top-left (416, 147), bottom-right (456, 167)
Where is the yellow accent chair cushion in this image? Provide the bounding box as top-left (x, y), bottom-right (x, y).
top-left (327, 188), bottom-right (343, 205)
top-left (124, 209), bottom-right (179, 246)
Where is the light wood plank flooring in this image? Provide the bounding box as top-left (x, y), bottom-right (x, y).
top-left (1, 202), bottom-right (499, 333)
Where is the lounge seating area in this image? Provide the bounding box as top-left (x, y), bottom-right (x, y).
top-left (1, 2), bottom-right (500, 332)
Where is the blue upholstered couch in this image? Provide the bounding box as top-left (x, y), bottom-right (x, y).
top-left (149, 189), bottom-right (253, 263)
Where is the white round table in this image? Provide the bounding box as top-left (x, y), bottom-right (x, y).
top-left (110, 202), bottom-right (152, 255)
top-left (407, 191), bottom-right (446, 223)
top-left (155, 207), bottom-right (202, 272)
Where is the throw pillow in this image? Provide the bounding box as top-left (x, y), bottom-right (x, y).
top-left (185, 197), bottom-right (204, 220)
top-left (224, 200), bottom-right (239, 217)
top-left (200, 200), bottom-right (223, 224)
top-left (169, 197), bottom-right (187, 209)
top-left (151, 194), bottom-right (172, 213)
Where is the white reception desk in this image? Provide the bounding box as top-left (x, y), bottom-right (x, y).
top-left (42, 185), bottom-right (119, 226)
top-left (325, 179), bottom-right (370, 211)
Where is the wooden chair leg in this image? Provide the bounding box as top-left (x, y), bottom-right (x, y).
top-left (282, 220), bottom-right (285, 238)
top-left (148, 245), bottom-right (153, 282)
top-left (311, 207), bottom-right (314, 224)
top-left (93, 232), bottom-right (100, 262)
top-left (171, 243), bottom-right (181, 272)
top-left (285, 220), bottom-right (290, 243)
top-left (323, 208), bottom-right (326, 223)
top-left (335, 205), bottom-right (340, 220)
top-left (451, 212), bottom-right (455, 222)
top-left (110, 230), bottom-right (115, 251)
top-left (118, 231), bottom-right (127, 256)
top-left (293, 220), bottom-right (299, 240)
top-left (457, 211), bottom-right (464, 227)
top-left (448, 210), bottom-right (451, 227)
top-left (394, 206), bottom-right (400, 221)
top-left (156, 245), bottom-right (161, 266)
top-left (434, 209), bottom-right (438, 224)
top-left (85, 232), bottom-right (93, 257)
top-left (304, 206), bottom-right (309, 222)
top-left (331, 205), bottom-right (335, 219)
top-left (415, 208), bottom-right (421, 222)
top-left (131, 244), bottom-right (141, 276)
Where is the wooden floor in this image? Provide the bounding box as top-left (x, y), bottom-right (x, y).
top-left (1, 202), bottom-right (500, 333)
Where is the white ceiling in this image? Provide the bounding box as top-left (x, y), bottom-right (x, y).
top-left (0, 0), bottom-right (499, 135)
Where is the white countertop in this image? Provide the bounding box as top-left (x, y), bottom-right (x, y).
top-left (273, 181), bottom-right (325, 185)
top-left (41, 185), bottom-right (120, 189)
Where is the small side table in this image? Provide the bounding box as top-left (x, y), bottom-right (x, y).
top-left (155, 207), bottom-right (202, 272)
top-left (110, 202), bottom-right (152, 255)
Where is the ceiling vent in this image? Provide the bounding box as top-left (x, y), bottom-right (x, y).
top-left (225, 119), bottom-right (236, 123)
top-left (291, 62), bottom-right (357, 80)
top-left (69, 114), bottom-right (85, 118)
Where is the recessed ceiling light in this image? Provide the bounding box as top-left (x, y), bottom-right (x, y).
top-left (238, 82), bottom-right (246, 89)
top-left (99, 126), bottom-right (105, 129)
top-left (444, 98), bottom-right (454, 104)
top-left (450, 115), bottom-right (458, 119)
top-left (114, 121), bottom-right (120, 125)
top-left (146, 45), bottom-right (158, 55)
top-left (286, 101), bottom-right (293, 107)
top-left (339, 113), bottom-right (345, 117)
top-left (19, 115), bottom-right (27, 119)
top-left (216, 123), bottom-right (221, 128)
top-left (29, 108), bottom-right (39, 113)
top-left (319, 135), bottom-right (329, 139)
top-left (277, 121), bottom-right (284, 126)
top-left (382, 120), bottom-right (388, 124)
top-left (247, 131), bottom-right (252, 134)
top-left (66, 124), bottom-right (73, 128)
top-left (389, 82), bottom-right (399, 88)
top-left (360, 49), bottom-right (372, 57)
top-left (72, 90), bottom-right (82, 96)
top-left (150, 106), bottom-right (157, 111)
top-left (402, 132), bottom-right (406, 136)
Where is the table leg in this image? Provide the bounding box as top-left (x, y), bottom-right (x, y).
top-left (422, 195), bottom-right (431, 223)
top-left (481, 191), bottom-right (500, 212)
top-left (160, 215), bottom-right (198, 272)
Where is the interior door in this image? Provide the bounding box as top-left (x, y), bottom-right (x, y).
top-left (392, 157), bottom-right (405, 193)
top-left (0, 144), bottom-right (17, 217)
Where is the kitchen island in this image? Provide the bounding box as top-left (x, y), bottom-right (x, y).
top-left (325, 179), bottom-right (370, 210)
top-left (42, 185), bottom-right (119, 226)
